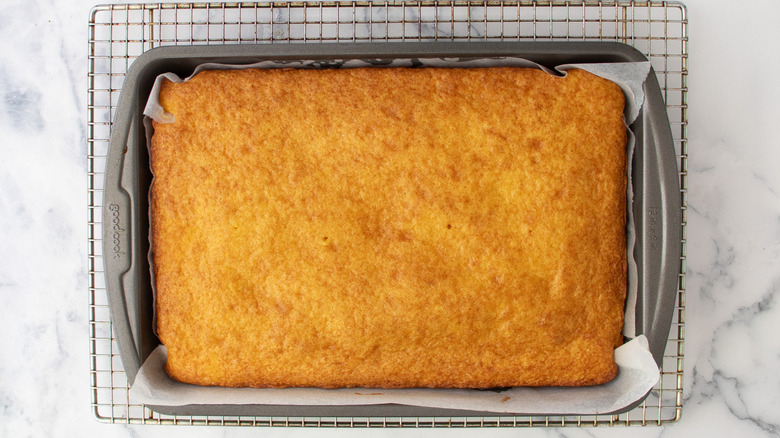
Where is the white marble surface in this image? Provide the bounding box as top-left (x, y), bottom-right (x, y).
top-left (1, 0), bottom-right (779, 436)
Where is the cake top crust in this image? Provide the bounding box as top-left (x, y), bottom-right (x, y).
top-left (151, 67), bottom-right (627, 388)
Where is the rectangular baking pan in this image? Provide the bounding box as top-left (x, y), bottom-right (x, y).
top-left (103, 41), bottom-right (681, 417)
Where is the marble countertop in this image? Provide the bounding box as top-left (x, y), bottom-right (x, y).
top-left (1, 0), bottom-right (778, 436)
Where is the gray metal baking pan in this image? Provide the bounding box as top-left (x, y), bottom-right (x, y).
top-left (103, 41), bottom-right (681, 417)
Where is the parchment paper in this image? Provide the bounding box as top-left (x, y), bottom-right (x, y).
top-left (132, 58), bottom-right (656, 414)
top-left (132, 336), bottom-right (657, 415)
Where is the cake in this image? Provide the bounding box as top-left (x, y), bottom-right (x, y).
top-left (150, 66), bottom-right (627, 388)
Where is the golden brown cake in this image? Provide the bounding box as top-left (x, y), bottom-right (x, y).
top-left (150, 67), bottom-right (627, 388)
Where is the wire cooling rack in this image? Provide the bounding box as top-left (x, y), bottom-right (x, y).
top-left (87, 0), bottom-right (687, 427)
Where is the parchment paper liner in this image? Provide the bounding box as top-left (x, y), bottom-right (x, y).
top-left (132, 58), bottom-right (657, 415)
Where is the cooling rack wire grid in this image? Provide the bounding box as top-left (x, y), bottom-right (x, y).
top-left (87, 0), bottom-right (687, 427)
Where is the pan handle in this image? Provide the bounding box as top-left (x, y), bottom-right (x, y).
top-left (633, 67), bottom-right (683, 366)
top-left (103, 75), bottom-right (150, 384)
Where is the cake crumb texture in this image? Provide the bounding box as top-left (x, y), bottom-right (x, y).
top-left (151, 67), bottom-right (627, 388)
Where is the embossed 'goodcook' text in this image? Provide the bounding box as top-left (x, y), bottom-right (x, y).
top-left (648, 206), bottom-right (660, 251)
top-left (108, 204), bottom-right (126, 259)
